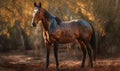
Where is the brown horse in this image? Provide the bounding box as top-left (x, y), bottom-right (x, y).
top-left (31, 2), bottom-right (96, 70)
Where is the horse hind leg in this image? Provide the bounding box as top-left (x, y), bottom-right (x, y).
top-left (84, 41), bottom-right (93, 68)
top-left (78, 40), bottom-right (87, 68)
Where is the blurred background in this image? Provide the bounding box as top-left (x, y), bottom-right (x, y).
top-left (0, 0), bottom-right (120, 54)
top-left (0, 0), bottom-right (120, 57)
top-left (0, 0), bottom-right (120, 71)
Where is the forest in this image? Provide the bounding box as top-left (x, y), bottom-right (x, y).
top-left (0, 0), bottom-right (120, 71)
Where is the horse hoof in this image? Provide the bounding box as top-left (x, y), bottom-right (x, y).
top-left (46, 66), bottom-right (48, 70)
top-left (89, 64), bottom-right (93, 68)
top-left (81, 65), bottom-right (84, 68)
top-left (56, 68), bottom-right (59, 71)
top-left (56, 67), bottom-right (59, 71)
top-left (90, 65), bottom-right (93, 68)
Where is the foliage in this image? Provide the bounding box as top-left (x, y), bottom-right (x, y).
top-left (0, 0), bottom-right (119, 54)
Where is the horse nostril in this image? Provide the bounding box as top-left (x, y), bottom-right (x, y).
top-left (32, 23), bottom-right (36, 27)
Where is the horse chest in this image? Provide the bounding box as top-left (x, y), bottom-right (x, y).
top-left (43, 31), bottom-right (50, 44)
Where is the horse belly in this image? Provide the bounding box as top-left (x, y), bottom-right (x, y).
top-left (50, 29), bottom-right (78, 43)
top-left (57, 35), bottom-right (76, 43)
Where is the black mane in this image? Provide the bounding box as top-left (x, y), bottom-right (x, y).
top-left (54, 16), bottom-right (61, 25)
top-left (44, 10), bottom-right (61, 25)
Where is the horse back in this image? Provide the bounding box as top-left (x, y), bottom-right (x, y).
top-left (77, 20), bottom-right (91, 27)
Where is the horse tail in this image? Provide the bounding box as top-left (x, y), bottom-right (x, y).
top-left (77, 20), bottom-right (96, 60)
top-left (90, 23), bottom-right (96, 61)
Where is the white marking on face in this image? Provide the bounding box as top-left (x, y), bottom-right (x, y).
top-left (32, 7), bottom-right (39, 24)
top-left (33, 7), bottom-right (38, 16)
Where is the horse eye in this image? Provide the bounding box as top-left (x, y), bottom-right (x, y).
top-left (38, 11), bottom-right (40, 13)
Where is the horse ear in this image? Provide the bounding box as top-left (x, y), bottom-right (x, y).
top-left (39, 2), bottom-right (41, 8)
top-left (34, 2), bottom-right (37, 7)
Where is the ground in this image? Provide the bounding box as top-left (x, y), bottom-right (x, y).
top-left (0, 50), bottom-right (120, 71)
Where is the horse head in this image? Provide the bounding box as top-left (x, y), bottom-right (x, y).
top-left (31, 2), bottom-right (45, 27)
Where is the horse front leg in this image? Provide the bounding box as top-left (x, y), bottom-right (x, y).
top-left (46, 43), bottom-right (51, 69)
top-left (54, 44), bottom-right (59, 70)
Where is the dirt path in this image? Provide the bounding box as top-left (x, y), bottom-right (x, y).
top-left (0, 50), bottom-right (120, 71)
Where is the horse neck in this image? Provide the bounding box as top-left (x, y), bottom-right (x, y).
top-left (41, 10), bottom-right (56, 31)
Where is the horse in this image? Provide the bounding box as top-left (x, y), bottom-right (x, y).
top-left (31, 2), bottom-right (96, 70)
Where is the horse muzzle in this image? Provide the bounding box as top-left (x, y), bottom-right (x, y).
top-left (32, 23), bottom-right (37, 27)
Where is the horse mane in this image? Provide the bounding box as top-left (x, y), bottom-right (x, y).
top-left (44, 9), bottom-right (61, 25)
top-left (54, 16), bottom-right (61, 25)
top-left (44, 10), bottom-right (53, 20)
